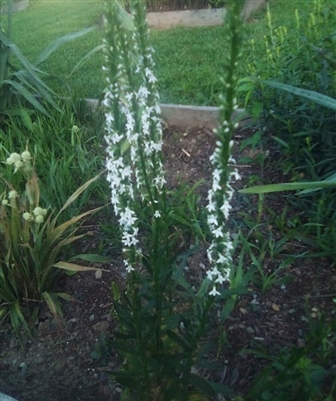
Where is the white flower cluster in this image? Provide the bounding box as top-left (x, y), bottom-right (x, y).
top-left (103, 1), bottom-right (165, 273)
top-left (6, 151), bottom-right (32, 173)
top-left (1, 190), bottom-right (19, 206)
top-left (23, 207), bottom-right (48, 224)
top-left (206, 129), bottom-right (241, 297)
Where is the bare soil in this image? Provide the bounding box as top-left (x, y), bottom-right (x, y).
top-left (0, 125), bottom-right (335, 401)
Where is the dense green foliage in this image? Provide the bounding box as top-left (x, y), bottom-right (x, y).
top-left (0, 0), bottom-right (335, 399)
top-left (8, 0), bottom-right (335, 105)
top-left (241, 0), bottom-right (336, 264)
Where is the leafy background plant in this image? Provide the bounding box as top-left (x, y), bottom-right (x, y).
top-left (0, 150), bottom-right (104, 337)
top-left (0, 0), bottom-right (335, 400)
top-left (0, 0), bottom-right (101, 119)
top-left (240, 0), bottom-right (336, 263)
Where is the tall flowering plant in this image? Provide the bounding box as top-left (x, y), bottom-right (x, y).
top-left (206, 0), bottom-right (244, 297)
top-left (103, 0), bottom-right (166, 273)
top-left (102, 0), bottom-right (247, 399)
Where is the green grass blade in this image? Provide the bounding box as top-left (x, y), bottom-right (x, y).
top-left (53, 261), bottom-right (109, 273)
top-left (57, 172), bottom-right (104, 215)
top-left (240, 180), bottom-right (336, 194)
top-left (0, 31), bottom-right (47, 76)
top-left (2, 79), bottom-right (51, 116)
top-left (10, 301), bottom-right (31, 337)
top-left (42, 291), bottom-right (63, 322)
top-left (68, 44), bottom-right (104, 77)
top-left (14, 70), bottom-right (61, 109)
top-left (260, 79), bottom-right (336, 111)
top-left (34, 26), bottom-right (97, 67)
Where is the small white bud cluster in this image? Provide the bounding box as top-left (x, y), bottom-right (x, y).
top-left (1, 190), bottom-right (19, 208)
top-left (6, 150), bottom-right (32, 173)
top-left (23, 207), bottom-right (48, 224)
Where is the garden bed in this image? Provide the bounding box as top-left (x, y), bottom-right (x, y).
top-left (0, 123), bottom-right (335, 401)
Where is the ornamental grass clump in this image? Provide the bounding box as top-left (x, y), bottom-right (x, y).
top-left (102, 0), bottom-right (247, 399)
top-left (0, 149), bottom-right (103, 336)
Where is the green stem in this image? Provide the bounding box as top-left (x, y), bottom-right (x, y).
top-left (181, 297), bottom-right (215, 399)
top-left (130, 282), bottom-right (152, 400)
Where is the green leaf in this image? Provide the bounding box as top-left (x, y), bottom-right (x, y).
top-left (166, 329), bottom-right (191, 352)
top-left (270, 135), bottom-right (290, 149)
top-left (34, 26), bottom-right (97, 66)
top-left (10, 301), bottom-right (30, 337)
top-left (300, 171), bottom-right (336, 194)
top-left (113, 1), bottom-right (135, 31)
top-left (190, 374), bottom-right (216, 397)
top-left (260, 79), bottom-right (336, 110)
top-left (53, 261), bottom-right (109, 273)
top-left (68, 44), bottom-right (104, 77)
top-left (2, 79), bottom-right (51, 116)
top-left (54, 292), bottom-right (78, 302)
top-left (57, 171), bottom-right (103, 215)
top-left (69, 254), bottom-right (111, 263)
top-left (240, 180), bottom-right (336, 194)
top-left (42, 291), bottom-right (63, 321)
top-left (196, 278), bottom-right (211, 299)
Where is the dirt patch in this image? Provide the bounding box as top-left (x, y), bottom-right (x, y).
top-left (0, 125), bottom-right (335, 401)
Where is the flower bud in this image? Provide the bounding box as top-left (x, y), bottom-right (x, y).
top-left (23, 212), bottom-right (33, 221)
top-left (1, 199), bottom-right (9, 206)
top-left (72, 125), bottom-right (80, 134)
top-left (33, 206), bottom-right (44, 216)
top-left (14, 160), bottom-right (24, 170)
top-left (21, 150), bottom-right (32, 162)
top-left (35, 215), bottom-right (44, 224)
top-left (6, 153), bottom-right (21, 165)
top-left (8, 190), bottom-right (18, 199)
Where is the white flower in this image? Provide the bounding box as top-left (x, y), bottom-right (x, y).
top-left (23, 212), bottom-right (33, 221)
top-left (145, 67), bottom-right (157, 83)
top-left (119, 207), bottom-right (137, 229)
top-left (124, 260), bottom-right (135, 273)
top-left (216, 253), bottom-right (230, 265)
top-left (207, 214), bottom-right (218, 227)
top-left (154, 210), bottom-right (161, 218)
top-left (33, 207), bottom-right (44, 216)
top-left (215, 272), bottom-right (229, 284)
top-left (230, 169), bottom-right (241, 181)
top-left (21, 150), bottom-right (31, 162)
top-left (2, 199), bottom-right (8, 206)
top-left (122, 230), bottom-right (139, 247)
top-left (209, 286), bottom-right (221, 297)
top-left (220, 201), bottom-right (232, 220)
top-left (35, 215), bottom-right (44, 224)
top-left (206, 201), bottom-right (216, 213)
top-left (213, 227), bottom-right (224, 238)
top-left (14, 160), bottom-right (24, 170)
top-left (8, 190), bottom-right (18, 199)
top-left (6, 153), bottom-right (21, 165)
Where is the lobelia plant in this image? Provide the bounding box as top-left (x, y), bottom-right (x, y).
top-left (0, 149), bottom-right (105, 337)
top-left (102, 0), bottom-right (248, 399)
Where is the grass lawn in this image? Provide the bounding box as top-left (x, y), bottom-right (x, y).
top-left (8, 0), bottom-right (336, 105)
